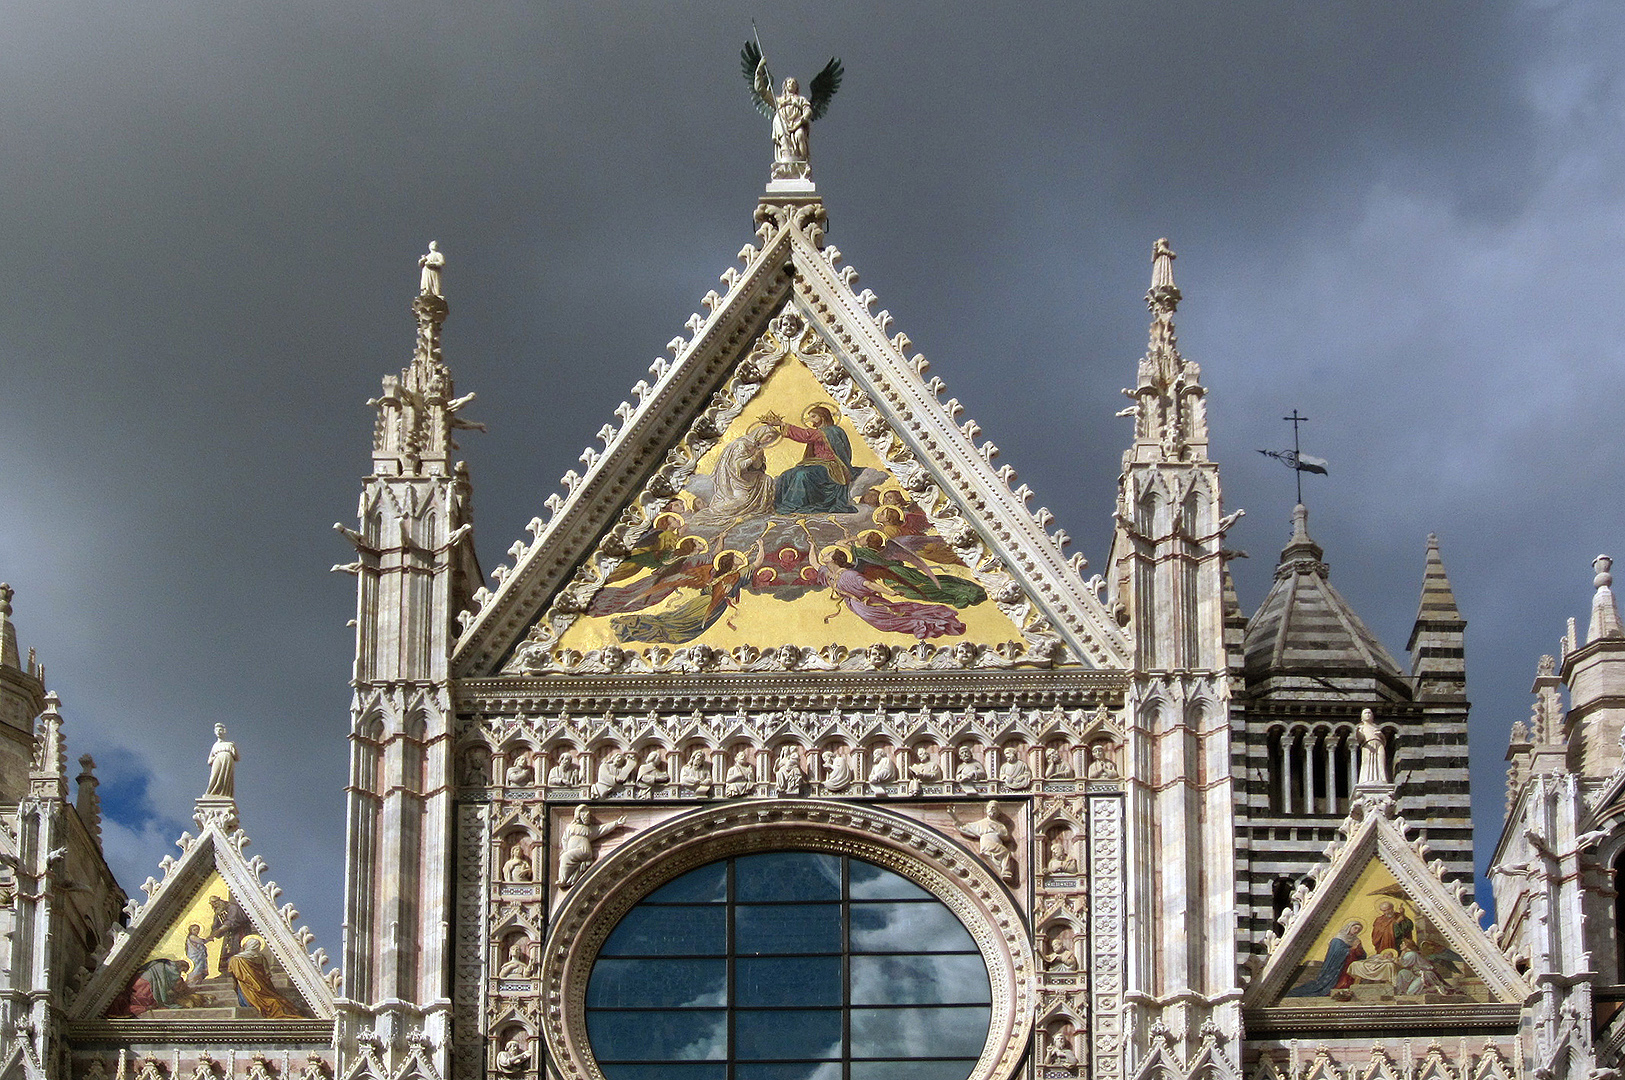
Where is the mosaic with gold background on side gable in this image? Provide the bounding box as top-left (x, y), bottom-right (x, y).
top-left (106, 870), bottom-right (313, 1020)
top-left (558, 354), bottom-right (1032, 654)
top-left (1280, 857), bottom-right (1490, 1004)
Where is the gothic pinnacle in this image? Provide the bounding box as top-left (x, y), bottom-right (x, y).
top-left (1147, 238), bottom-right (1181, 316)
top-left (1588, 554), bottom-right (1623, 642)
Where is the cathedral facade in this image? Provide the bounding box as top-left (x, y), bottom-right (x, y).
top-left (0, 100), bottom-right (1621, 1080)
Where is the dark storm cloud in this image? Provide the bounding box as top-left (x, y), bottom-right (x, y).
top-left (0, 1), bottom-right (1619, 941)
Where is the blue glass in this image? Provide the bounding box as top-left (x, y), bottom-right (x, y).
top-left (734, 1009), bottom-right (843, 1060)
top-left (599, 905), bottom-right (726, 957)
top-left (735, 956), bottom-right (842, 1006)
top-left (850, 1006), bottom-right (990, 1059)
top-left (735, 903), bottom-right (842, 955)
top-left (643, 862), bottom-right (728, 903)
top-left (601, 1065), bottom-right (727, 1080)
top-left (587, 1009), bottom-right (727, 1061)
top-left (850, 955), bottom-right (990, 1005)
top-left (850, 903), bottom-right (976, 953)
top-left (849, 1062), bottom-right (978, 1080)
top-left (735, 852), bottom-right (842, 901)
top-left (734, 1065), bottom-right (844, 1080)
top-left (588, 958), bottom-right (727, 1007)
top-left (848, 862), bottom-right (931, 900)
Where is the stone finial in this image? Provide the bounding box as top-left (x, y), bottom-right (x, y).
top-left (1149, 237), bottom-right (1179, 307)
top-left (1589, 555), bottom-right (1623, 642)
top-left (0, 582), bottom-right (17, 670)
top-left (76, 754), bottom-right (101, 842)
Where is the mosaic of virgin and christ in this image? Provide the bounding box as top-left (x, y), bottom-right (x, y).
top-left (557, 354), bottom-right (1030, 654)
top-left (1280, 858), bottom-right (1490, 1005)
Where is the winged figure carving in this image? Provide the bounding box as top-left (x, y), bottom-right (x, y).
top-left (741, 40), bottom-right (843, 178)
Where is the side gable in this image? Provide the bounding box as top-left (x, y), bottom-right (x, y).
top-left (1245, 798), bottom-right (1527, 1018)
top-left (71, 817), bottom-right (337, 1022)
top-left (451, 196), bottom-right (1130, 676)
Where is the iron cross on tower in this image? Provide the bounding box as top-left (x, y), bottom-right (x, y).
top-left (1285, 410), bottom-right (1308, 505)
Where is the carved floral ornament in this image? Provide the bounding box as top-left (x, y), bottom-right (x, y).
top-left (536, 799), bottom-right (1036, 1080)
top-left (505, 308), bottom-right (1078, 677)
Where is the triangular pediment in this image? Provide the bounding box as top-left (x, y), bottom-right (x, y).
top-left (452, 195), bottom-right (1130, 676)
top-left (71, 816), bottom-right (336, 1021)
top-left (1246, 802), bottom-right (1528, 1012)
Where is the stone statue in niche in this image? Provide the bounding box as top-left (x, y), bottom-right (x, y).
top-left (494, 1037), bottom-right (530, 1077)
top-left (679, 750), bottom-right (714, 796)
top-left (546, 751), bottom-right (581, 788)
top-left (460, 750), bottom-right (490, 787)
top-left (906, 747), bottom-right (942, 794)
top-left (592, 751), bottom-right (636, 797)
top-left (498, 938), bottom-right (535, 979)
top-left (1042, 929), bottom-right (1078, 971)
top-left (949, 801), bottom-right (1018, 883)
top-left (504, 753), bottom-right (535, 788)
top-left (822, 748), bottom-right (854, 793)
top-left (1045, 745), bottom-right (1076, 781)
top-left (502, 841), bottom-right (534, 883)
top-left (1086, 742), bottom-right (1120, 780)
top-left (205, 724), bottom-right (238, 798)
top-left (636, 749), bottom-right (670, 794)
top-left (557, 806), bottom-right (628, 889)
top-left (1044, 1029), bottom-right (1078, 1067)
top-left (1046, 829), bottom-right (1080, 875)
top-left (724, 748), bottom-right (756, 798)
top-left (866, 748), bottom-right (897, 794)
top-left (998, 747), bottom-right (1032, 791)
top-left (773, 746), bottom-right (806, 796)
top-left (953, 745), bottom-right (987, 791)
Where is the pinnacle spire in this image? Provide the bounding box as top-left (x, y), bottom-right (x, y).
top-left (1122, 238), bottom-right (1208, 461)
top-left (1412, 534), bottom-right (1463, 627)
top-left (367, 243), bottom-right (482, 475)
top-left (1588, 554), bottom-right (1623, 642)
top-left (1275, 503), bottom-right (1325, 578)
top-left (1407, 533), bottom-right (1467, 698)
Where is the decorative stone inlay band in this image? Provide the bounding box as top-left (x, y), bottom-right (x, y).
top-left (538, 798), bottom-right (1036, 1080)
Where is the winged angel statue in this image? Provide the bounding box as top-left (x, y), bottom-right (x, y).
top-left (742, 40), bottom-right (842, 180)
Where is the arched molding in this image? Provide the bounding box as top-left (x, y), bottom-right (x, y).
top-left (538, 799), bottom-right (1035, 1080)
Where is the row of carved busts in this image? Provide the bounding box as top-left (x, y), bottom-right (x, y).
top-left (465, 738), bottom-right (1122, 796)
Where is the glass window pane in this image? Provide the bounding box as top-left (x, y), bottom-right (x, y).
top-left (601, 1067), bottom-right (727, 1080)
top-left (643, 862), bottom-right (728, 903)
top-left (587, 1009), bottom-right (727, 1061)
top-left (736, 903), bottom-right (842, 955)
top-left (599, 906), bottom-right (726, 957)
top-left (850, 1006), bottom-right (990, 1059)
top-left (850, 955), bottom-right (991, 1005)
top-left (735, 956), bottom-right (843, 1006)
top-left (848, 862), bottom-right (932, 900)
top-left (850, 902), bottom-right (977, 953)
top-left (589, 958), bottom-right (727, 1007)
top-left (850, 1062), bottom-right (979, 1080)
top-left (735, 852), bottom-right (842, 901)
top-left (733, 1009), bottom-right (843, 1060)
top-left (734, 1064), bottom-right (844, 1080)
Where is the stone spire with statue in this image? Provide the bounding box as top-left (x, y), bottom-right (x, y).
top-left (195, 722), bottom-right (240, 831)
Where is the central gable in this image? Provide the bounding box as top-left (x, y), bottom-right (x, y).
top-left (453, 195), bottom-right (1131, 677)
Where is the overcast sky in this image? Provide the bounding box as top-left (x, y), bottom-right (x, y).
top-left (1, 2), bottom-right (1621, 948)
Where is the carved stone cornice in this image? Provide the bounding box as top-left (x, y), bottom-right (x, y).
top-left (454, 669), bottom-right (1127, 714)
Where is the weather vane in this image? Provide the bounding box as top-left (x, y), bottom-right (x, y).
top-left (1258, 409), bottom-right (1329, 505)
top-left (741, 27), bottom-right (843, 184)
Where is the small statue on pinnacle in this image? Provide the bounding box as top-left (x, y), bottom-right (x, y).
top-left (419, 241), bottom-right (444, 298)
top-left (742, 38), bottom-right (842, 181)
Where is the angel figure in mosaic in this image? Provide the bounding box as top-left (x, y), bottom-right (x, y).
top-left (609, 549), bottom-right (750, 644)
top-left (817, 547), bottom-right (966, 640)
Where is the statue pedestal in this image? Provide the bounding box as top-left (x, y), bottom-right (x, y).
top-left (765, 177), bottom-right (817, 197)
top-left (193, 796), bottom-right (239, 832)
